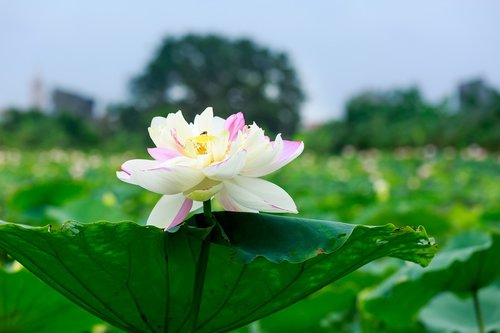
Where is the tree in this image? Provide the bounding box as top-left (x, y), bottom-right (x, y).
top-left (345, 87), bottom-right (428, 124)
top-left (130, 34), bottom-right (304, 135)
top-left (0, 108), bottom-right (99, 149)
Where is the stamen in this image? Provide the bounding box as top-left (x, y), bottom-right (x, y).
top-left (189, 132), bottom-right (215, 155)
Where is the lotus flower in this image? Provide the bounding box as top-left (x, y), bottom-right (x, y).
top-left (117, 107), bottom-right (304, 230)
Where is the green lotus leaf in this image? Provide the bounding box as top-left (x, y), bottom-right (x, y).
top-left (360, 230), bottom-right (500, 330)
top-left (0, 212), bottom-right (435, 332)
top-left (419, 281), bottom-right (500, 333)
top-left (0, 263), bottom-right (105, 332)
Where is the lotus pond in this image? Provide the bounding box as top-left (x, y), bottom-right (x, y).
top-left (0, 148), bottom-right (499, 333)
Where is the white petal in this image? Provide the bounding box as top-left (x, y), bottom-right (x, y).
top-left (243, 123), bottom-right (268, 150)
top-left (167, 111), bottom-right (192, 143)
top-left (194, 107), bottom-right (214, 134)
top-left (148, 128), bottom-right (172, 150)
top-left (212, 116), bottom-right (226, 134)
top-left (203, 150), bottom-right (247, 181)
top-left (121, 159), bottom-right (160, 173)
top-left (130, 165), bottom-right (205, 195)
top-left (148, 116), bottom-right (170, 148)
top-left (150, 116), bottom-right (168, 128)
top-left (216, 190), bottom-right (257, 213)
top-left (210, 129), bottom-right (230, 162)
top-left (148, 111), bottom-right (192, 149)
top-left (147, 194), bottom-right (192, 229)
top-left (221, 176), bottom-right (297, 213)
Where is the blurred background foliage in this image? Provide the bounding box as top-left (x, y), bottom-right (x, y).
top-left (302, 84), bottom-right (500, 153)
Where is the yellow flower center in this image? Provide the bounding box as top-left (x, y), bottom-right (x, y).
top-left (188, 132), bottom-right (215, 155)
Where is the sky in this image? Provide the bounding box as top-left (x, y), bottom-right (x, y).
top-left (1, 1), bottom-right (500, 124)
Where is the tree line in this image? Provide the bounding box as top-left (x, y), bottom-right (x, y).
top-left (1, 34), bottom-right (499, 152)
top-left (302, 82), bottom-right (500, 153)
top-left (0, 34), bottom-right (303, 151)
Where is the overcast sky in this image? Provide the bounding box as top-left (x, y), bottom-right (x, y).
top-left (1, 1), bottom-right (500, 124)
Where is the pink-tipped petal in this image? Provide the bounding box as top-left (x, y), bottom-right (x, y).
top-left (147, 194), bottom-right (193, 230)
top-left (147, 147), bottom-right (182, 161)
top-left (116, 171), bottom-right (133, 183)
top-left (120, 166), bottom-right (131, 176)
top-left (244, 140), bottom-right (304, 177)
top-left (120, 159), bottom-right (159, 174)
top-left (224, 112), bottom-right (245, 141)
top-left (167, 198), bottom-right (194, 230)
top-left (273, 140), bottom-right (304, 169)
top-left (117, 159), bottom-right (161, 185)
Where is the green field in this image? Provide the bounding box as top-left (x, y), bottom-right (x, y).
top-left (1, 148), bottom-right (499, 332)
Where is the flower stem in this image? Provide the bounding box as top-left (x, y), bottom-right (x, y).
top-left (472, 288), bottom-right (484, 333)
top-left (203, 200), bottom-right (213, 223)
top-left (190, 200), bottom-right (213, 332)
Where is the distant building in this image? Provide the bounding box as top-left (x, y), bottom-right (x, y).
top-left (52, 88), bottom-right (94, 118)
top-left (30, 75), bottom-right (45, 110)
